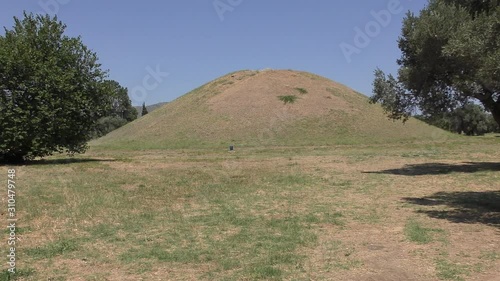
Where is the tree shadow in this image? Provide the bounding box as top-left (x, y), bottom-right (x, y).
top-left (1, 158), bottom-right (115, 166)
top-left (402, 191), bottom-right (500, 228)
top-left (364, 162), bottom-right (500, 176)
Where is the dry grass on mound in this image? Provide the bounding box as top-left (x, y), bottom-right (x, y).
top-left (93, 70), bottom-right (452, 150)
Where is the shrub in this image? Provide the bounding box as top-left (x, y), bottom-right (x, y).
top-left (295, 88), bottom-right (308, 94)
top-left (92, 116), bottom-right (128, 138)
top-left (278, 95), bottom-right (298, 104)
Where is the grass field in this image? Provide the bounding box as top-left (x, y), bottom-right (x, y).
top-left (2, 135), bottom-right (500, 280)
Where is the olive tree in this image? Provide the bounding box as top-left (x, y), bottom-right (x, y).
top-left (370, 0), bottom-right (500, 126)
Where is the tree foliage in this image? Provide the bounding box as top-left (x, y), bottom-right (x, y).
top-left (0, 13), bottom-right (111, 163)
top-left (90, 80), bottom-right (137, 138)
top-left (443, 0), bottom-right (499, 16)
top-left (417, 103), bottom-right (500, 135)
top-left (453, 104), bottom-right (500, 135)
top-left (102, 80), bottom-right (137, 122)
top-left (141, 102), bottom-right (148, 116)
top-left (92, 116), bottom-right (128, 138)
top-left (370, 0), bottom-right (500, 127)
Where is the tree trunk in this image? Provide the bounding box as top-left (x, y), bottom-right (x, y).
top-left (480, 94), bottom-right (500, 128)
top-left (491, 102), bottom-right (500, 128)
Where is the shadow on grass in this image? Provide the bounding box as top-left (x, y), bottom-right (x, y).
top-left (364, 162), bottom-right (500, 176)
top-left (1, 158), bottom-right (115, 166)
top-left (403, 191), bottom-right (500, 228)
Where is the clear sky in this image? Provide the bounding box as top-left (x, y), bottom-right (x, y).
top-left (1, 0), bottom-right (428, 106)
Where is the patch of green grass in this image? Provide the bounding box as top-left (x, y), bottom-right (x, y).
top-left (119, 214), bottom-right (316, 279)
top-left (331, 180), bottom-right (353, 188)
top-left (404, 218), bottom-right (444, 244)
top-left (480, 251), bottom-right (500, 261)
top-left (333, 259), bottom-right (364, 270)
top-left (304, 212), bottom-right (344, 226)
top-left (322, 240), bottom-right (363, 272)
top-left (26, 238), bottom-right (80, 259)
top-left (268, 173), bottom-right (312, 186)
top-left (86, 223), bottom-right (121, 241)
top-left (252, 265), bottom-right (282, 279)
top-left (0, 268), bottom-right (36, 281)
top-left (220, 258), bottom-right (241, 270)
top-left (295, 87), bottom-right (308, 94)
top-left (3, 227), bottom-right (31, 235)
top-left (122, 246), bottom-right (210, 263)
top-left (358, 208), bottom-right (383, 224)
top-left (436, 259), bottom-right (468, 281)
top-left (278, 95), bottom-right (298, 104)
top-left (116, 177), bottom-right (319, 279)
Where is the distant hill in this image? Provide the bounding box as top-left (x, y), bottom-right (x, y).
top-left (134, 102), bottom-right (169, 117)
top-left (94, 69), bottom-right (453, 149)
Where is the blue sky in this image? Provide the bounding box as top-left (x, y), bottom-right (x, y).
top-left (1, 0), bottom-right (428, 106)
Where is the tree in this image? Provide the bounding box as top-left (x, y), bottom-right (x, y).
top-left (90, 80), bottom-right (137, 138)
top-left (370, 0), bottom-right (500, 127)
top-left (0, 13), bottom-right (111, 163)
top-left (102, 80), bottom-right (137, 122)
top-left (443, 0), bottom-right (499, 16)
top-left (141, 102), bottom-right (149, 116)
top-left (92, 116), bottom-right (128, 138)
top-left (453, 104), bottom-right (493, 135)
top-left (487, 114), bottom-right (500, 133)
top-left (418, 103), bottom-right (499, 135)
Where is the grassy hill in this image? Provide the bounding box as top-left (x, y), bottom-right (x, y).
top-left (93, 69), bottom-right (453, 150)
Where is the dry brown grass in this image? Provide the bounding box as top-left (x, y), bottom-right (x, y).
top-left (93, 69), bottom-right (452, 150)
top-left (3, 136), bottom-right (500, 280)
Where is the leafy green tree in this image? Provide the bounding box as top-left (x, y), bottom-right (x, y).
top-left (416, 103), bottom-right (499, 135)
top-left (0, 13), bottom-right (110, 163)
top-left (453, 104), bottom-right (491, 135)
top-left (89, 80), bottom-right (137, 138)
top-left (370, 0), bottom-right (500, 127)
top-left (92, 116), bottom-right (128, 138)
top-left (141, 102), bottom-right (149, 116)
top-left (443, 0), bottom-right (499, 16)
top-left (487, 114), bottom-right (500, 133)
top-left (102, 80), bottom-right (137, 122)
